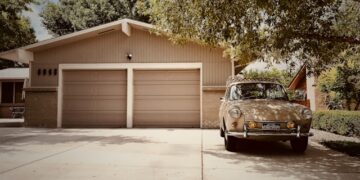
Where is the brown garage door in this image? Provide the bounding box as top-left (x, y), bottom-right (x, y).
top-left (133, 70), bottom-right (200, 128)
top-left (62, 70), bottom-right (127, 128)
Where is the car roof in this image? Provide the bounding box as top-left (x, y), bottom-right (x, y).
top-left (229, 81), bottom-right (283, 87)
top-left (226, 74), bottom-right (281, 87)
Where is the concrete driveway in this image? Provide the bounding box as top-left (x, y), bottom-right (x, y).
top-left (0, 128), bottom-right (359, 180)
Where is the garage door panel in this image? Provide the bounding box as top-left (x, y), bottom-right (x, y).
top-left (63, 98), bottom-right (126, 111)
top-left (64, 84), bottom-right (127, 96)
top-left (135, 95), bottom-right (199, 100)
top-left (64, 70), bottom-right (127, 82)
top-left (134, 84), bottom-right (199, 96)
top-left (135, 80), bottom-right (199, 85)
top-left (63, 111), bottom-right (126, 128)
top-left (134, 111), bottom-right (200, 128)
top-left (62, 70), bottom-right (126, 127)
top-left (134, 70), bottom-right (200, 127)
top-left (134, 98), bottom-right (200, 111)
top-left (63, 95), bottom-right (126, 100)
top-left (134, 70), bottom-right (200, 81)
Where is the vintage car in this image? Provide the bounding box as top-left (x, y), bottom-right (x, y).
top-left (219, 75), bottom-right (313, 152)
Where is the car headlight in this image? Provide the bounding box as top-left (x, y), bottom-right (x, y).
top-left (229, 108), bottom-right (242, 119)
top-left (301, 108), bottom-right (312, 120)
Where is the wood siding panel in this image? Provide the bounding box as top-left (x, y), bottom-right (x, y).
top-left (33, 29), bottom-right (231, 87)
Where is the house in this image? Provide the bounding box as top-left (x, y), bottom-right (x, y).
top-left (0, 19), bottom-right (233, 128)
top-left (288, 65), bottom-right (327, 111)
top-left (0, 68), bottom-right (28, 118)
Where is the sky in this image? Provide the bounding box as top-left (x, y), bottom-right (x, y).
top-left (22, 1), bottom-right (292, 71)
top-left (22, 2), bottom-right (55, 41)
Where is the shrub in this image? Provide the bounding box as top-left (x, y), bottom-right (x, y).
top-left (320, 141), bottom-right (360, 157)
top-left (312, 110), bottom-right (360, 137)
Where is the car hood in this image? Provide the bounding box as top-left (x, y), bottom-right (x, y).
top-left (230, 99), bottom-right (305, 122)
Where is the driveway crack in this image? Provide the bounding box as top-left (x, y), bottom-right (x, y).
top-left (201, 130), bottom-right (204, 180)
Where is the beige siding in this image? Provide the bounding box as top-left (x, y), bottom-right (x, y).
top-left (33, 29), bottom-right (231, 87)
top-left (133, 70), bottom-right (200, 128)
top-left (30, 62), bottom-right (58, 86)
top-left (202, 90), bottom-right (225, 128)
top-left (62, 70), bottom-right (127, 127)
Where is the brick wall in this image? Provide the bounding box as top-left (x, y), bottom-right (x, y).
top-left (25, 89), bottom-right (57, 127)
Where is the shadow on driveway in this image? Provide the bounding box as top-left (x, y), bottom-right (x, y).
top-left (203, 140), bottom-right (360, 180)
top-left (0, 129), bottom-right (158, 153)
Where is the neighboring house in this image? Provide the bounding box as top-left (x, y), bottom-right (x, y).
top-left (288, 65), bottom-right (327, 111)
top-left (0, 68), bottom-right (28, 118)
top-left (0, 19), bottom-right (233, 128)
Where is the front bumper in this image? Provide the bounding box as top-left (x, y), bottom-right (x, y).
top-left (227, 125), bottom-right (314, 139)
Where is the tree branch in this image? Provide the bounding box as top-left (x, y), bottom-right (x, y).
top-left (293, 32), bottom-right (360, 45)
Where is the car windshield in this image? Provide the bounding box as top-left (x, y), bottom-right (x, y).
top-left (228, 83), bottom-right (288, 101)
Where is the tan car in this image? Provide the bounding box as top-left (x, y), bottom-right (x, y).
top-left (219, 75), bottom-right (313, 152)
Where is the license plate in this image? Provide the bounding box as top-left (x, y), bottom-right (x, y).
top-left (262, 123), bottom-right (281, 130)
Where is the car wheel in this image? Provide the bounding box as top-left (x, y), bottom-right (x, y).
top-left (224, 133), bottom-right (236, 152)
top-left (220, 127), bottom-right (224, 137)
top-left (290, 137), bottom-right (308, 153)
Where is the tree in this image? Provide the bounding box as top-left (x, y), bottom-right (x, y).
top-left (318, 60), bottom-right (360, 110)
top-left (0, 0), bottom-right (36, 69)
top-left (41, 0), bottom-right (149, 36)
top-left (143, 0), bottom-right (360, 73)
top-left (242, 68), bottom-right (296, 87)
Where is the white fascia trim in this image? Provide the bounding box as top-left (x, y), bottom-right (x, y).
top-left (23, 19), bottom-right (153, 51)
top-left (0, 49), bottom-right (33, 64)
top-left (122, 21), bottom-right (131, 36)
top-left (126, 68), bottom-right (133, 128)
top-left (59, 63), bottom-right (202, 70)
top-left (24, 20), bottom-right (125, 50)
top-left (57, 63), bottom-right (202, 128)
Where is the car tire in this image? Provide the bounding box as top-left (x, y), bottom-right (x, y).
top-left (220, 127), bottom-right (225, 137)
top-left (224, 133), bottom-right (236, 152)
top-left (290, 137), bottom-right (308, 153)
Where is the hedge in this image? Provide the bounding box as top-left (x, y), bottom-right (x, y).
top-left (312, 110), bottom-right (360, 137)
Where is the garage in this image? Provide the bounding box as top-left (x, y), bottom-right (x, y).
top-left (4, 19), bottom-right (232, 128)
top-left (62, 70), bottom-right (127, 128)
top-left (133, 70), bottom-right (200, 128)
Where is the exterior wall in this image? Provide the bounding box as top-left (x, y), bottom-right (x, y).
top-left (32, 29), bottom-right (231, 87)
top-left (291, 77), bottom-right (310, 108)
top-left (297, 78), bottom-right (307, 91)
top-left (314, 84), bottom-right (328, 111)
top-left (307, 75), bottom-right (328, 111)
top-left (306, 74), bottom-right (317, 111)
top-left (25, 90), bottom-right (57, 127)
top-left (202, 89), bottom-right (225, 128)
top-left (28, 28), bottom-right (232, 128)
top-left (0, 106), bottom-right (12, 118)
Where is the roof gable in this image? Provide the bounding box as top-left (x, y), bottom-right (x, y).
top-left (0, 19), bottom-right (153, 63)
top-left (288, 64), bottom-right (306, 90)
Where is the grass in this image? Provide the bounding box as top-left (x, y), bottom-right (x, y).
top-left (320, 141), bottom-right (360, 158)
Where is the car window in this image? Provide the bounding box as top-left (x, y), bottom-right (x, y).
top-left (229, 83), bottom-right (288, 101)
top-left (265, 84), bottom-right (288, 100)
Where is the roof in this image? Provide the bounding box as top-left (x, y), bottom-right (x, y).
top-left (288, 64), bottom-right (306, 90)
top-left (0, 68), bottom-right (29, 80)
top-left (0, 19), bottom-right (153, 64)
